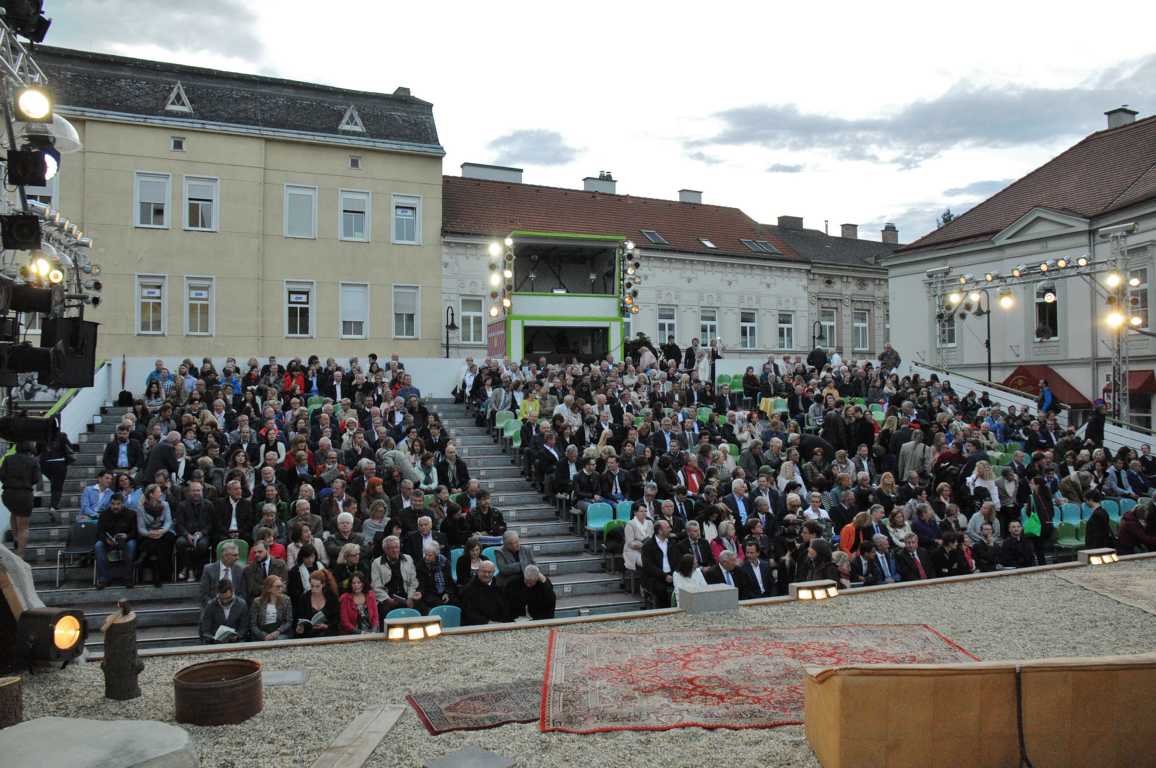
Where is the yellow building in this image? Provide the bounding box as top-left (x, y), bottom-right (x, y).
top-left (36, 46), bottom-right (445, 359)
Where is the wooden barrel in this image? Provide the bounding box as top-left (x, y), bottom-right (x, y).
top-left (173, 659), bottom-right (262, 725)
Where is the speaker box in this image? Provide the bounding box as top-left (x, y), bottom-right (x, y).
top-left (39, 318), bottom-right (98, 388)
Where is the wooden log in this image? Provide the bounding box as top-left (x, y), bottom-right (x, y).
top-left (100, 601), bottom-right (143, 701)
top-left (0, 676), bottom-right (22, 729)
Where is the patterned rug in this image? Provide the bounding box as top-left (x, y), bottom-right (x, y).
top-left (1055, 565), bottom-right (1156, 616)
top-left (540, 624), bottom-right (977, 733)
top-left (407, 679), bottom-right (541, 735)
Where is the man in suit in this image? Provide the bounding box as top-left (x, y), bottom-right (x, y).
top-left (103, 424), bottom-right (144, 472)
top-left (872, 533), bottom-right (899, 583)
top-left (895, 532), bottom-right (935, 581)
top-left (403, 514), bottom-right (448, 561)
top-left (702, 549), bottom-right (751, 593)
top-left (682, 338), bottom-right (700, 372)
top-left (600, 455), bottom-right (629, 504)
top-left (640, 520), bottom-right (680, 608)
top-left (322, 368), bottom-right (348, 402)
top-left (389, 479), bottom-right (420, 532)
top-left (199, 541), bottom-right (246, 604)
top-left (535, 434), bottom-right (562, 493)
top-left (850, 539), bottom-right (886, 586)
top-left (723, 479), bottom-right (752, 525)
top-left (492, 530), bottom-right (538, 589)
top-left (213, 479), bottom-right (255, 544)
top-left (739, 539), bottom-right (775, 599)
top-left (140, 430), bottom-right (180, 484)
top-left (436, 444), bottom-right (470, 494)
top-left (175, 479), bottom-right (213, 580)
top-left (650, 417), bottom-right (676, 456)
top-left (242, 539), bottom-right (288, 600)
top-left (680, 520), bottom-right (715, 568)
top-left (199, 580), bottom-right (249, 644)
top-left (897, 430), bottom-right (932, 481)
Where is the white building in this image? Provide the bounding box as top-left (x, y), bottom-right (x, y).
top-left (887, 107), bottom-right (1156, 425)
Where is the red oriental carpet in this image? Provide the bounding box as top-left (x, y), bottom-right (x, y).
top-left (540, 624), bottom-right (977, 733)
top-left (407, 679), bottom-right (541, 735)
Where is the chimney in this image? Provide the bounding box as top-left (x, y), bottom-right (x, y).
top-left (461, 162), bottom-right (523, 184)
top-left (840, 223), bottom-right (858, 239)
top-left (583, 171), bottom-right (617, 194)
top-left (393, 86), bottom-right (411, 97)
top-left (678, 189), bottom-right (702, 204)
top-left (1105, 106), bottom-right (1138, 129)
top-left (881, 223), bottom-right (899, 244)
top-left (777, 215), bottom-right (804, 230)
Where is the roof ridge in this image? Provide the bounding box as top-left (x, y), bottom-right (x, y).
top-left (1101, 155), bottom-right (1156, 213)
top-left (442, 175), bottom-right (750, 217)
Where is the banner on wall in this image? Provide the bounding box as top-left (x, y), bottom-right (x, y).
top-left (487, 319), bottom-right (506, 358)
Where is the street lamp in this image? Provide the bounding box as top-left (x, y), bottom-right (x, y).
top-left (444, 306), bottom-right (458, 359)
top-left (954, 287), bottom-right (999, 382)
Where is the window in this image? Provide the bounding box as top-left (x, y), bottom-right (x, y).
top-left (699, 238), bottom-right (717, 249)
top-left (777, 311), bottom-right (794, 350)
top-left (740, 239), bottom-right (781, 255)
top-left (20, 312), bottom-right (41, 333)
top-left (339, 190), bottom-right (370, 241)
top-left (165, 81), bottom-right (192, 113)
top-left (184, 277), bottom-right (213, 336)
top-left (853, 309), bottom-right (870, 351)
top-left (134, 172), bottom-right (170, 228)
top-left (657, 305), bottom-right (677, 343)
top-left (284, 185), bottom-right (317, 239)
top-left (937, 311), bottom-right (956, 348)
top-left (699, 308), bottom-right (718, 343)
top-left (1129, 268), bottom-right (1149, 329)
top-left (23, 176), bottom-right (56, 208)
top-left (136, 275), bottom-right (166, 335)
top-left (392, 194), bottom-right (421, 244)
top-left (182, 176), bottom-right (218, 231)
top-left (349, 155), bottom-right (362, 170)
top-left (170, 136), bottom-right (185, 152)
top-left (393, 285), bottom-right (419, 338)
top-left (339, 283), bottom-right (369, 338)
top-left (460, 297), bottom-right (484, 344)
top-left (623, 316), bottom-right (632, 342)
top-left (640, 229), bottom-right (669, 245)
top-left (739, 310), bottom-right (758, 349)
top-left (1035, 284), bottom-right (1058, 341)
top-left (285, 282), bottom-right (314, 337)
top-left (818, 308), bottom-right (837, 348)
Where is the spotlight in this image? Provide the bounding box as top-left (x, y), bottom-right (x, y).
top-left (1131, 316), bottom-right (1143, 327)
top-left (1, 1), bottom-right (52, 43)
top-left (5, 148), bottom-right (47, 186)
top-left (958, 275), bottom-right (969, 285)
top-left (1107, 311), bottom-right (1125, 329)
top-left (503, 236), bottom-right (513, 247)
top-left (48, 268), bottom-right (63, 284)
top-left (384, 615), bottom-right (442, 642)
top-left (1106, 272), bottom-right (1122, 288)
top-left (1, 214), bottom-right (42, 250)
top-left (624, 240), bottom-right (635, 251)
top-left (489, 273), bottom-right (501, 287)
top-left (1077, 548), bottom-right (1119, 566)
top-left (1129, 276), bottom-right (1141, 287)
top-left (790, 579), bottom-right (839, 601)
top-left (501, 297), bottom-right (511, 308)
top-left (502, 268), bottom-right (513, 279)
top-left (1056, 258), bottom-right (1068, 269)
top-left (998, 290), bottom-right (1014, 310)
top-left (1043, 290), bottom-right (1056, 304)
top-left (8, 608), bottom-right (85, 671)
top-left (487, 242), bottom-right (501, 258)
top-left (34, 256), bottom-right (49, 277)
top-left (626, 265), bottom-right (636, 276)
top-left (488, 306), bottom-right (499, 317)
top-left (1076, 256), bottom-right (1089, 267)
top-left (947, 291), bottom-right (962, 306)
top-left (968, 291), bottom-right (981, 302)
top-left (630, 305), bottom-right (639, 314)
top-left (624, 295), bottom-right (633, 306)
top-left (1039, 260), bottom-right (1051, 272)
top-left (984, 272), bottom-right (996, 282)
top-left (15, 85), bottom-right (52, 122)
top-left (1012, 265), bottom-right (1025, 278)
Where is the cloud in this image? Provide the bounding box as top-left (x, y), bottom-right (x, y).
top-left (767, 163), bottom-right (804, 173)
top-left (687, 151), bottom-right (722, 165)
top-left (863, 203), bottom-right (976, 244)
top-left (943, 179), bottom-right (1013, 197)
top-left (488, 129), bottom-right (579, 166)
top-left (689, 54), bottom-right (1156, 168)
top-left (46, 1), bottom-right (263, 60)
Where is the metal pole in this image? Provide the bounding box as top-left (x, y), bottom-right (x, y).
top-left (985, 295), bottom-right (992, 383)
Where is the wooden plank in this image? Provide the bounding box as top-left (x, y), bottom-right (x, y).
top-left (310, 704), bottom-right (405, 768)
top-left (0, 569), bottom-right (26, 620)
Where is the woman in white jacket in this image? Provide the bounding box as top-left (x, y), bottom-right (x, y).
top-left (622, 503), bottom-right (653, 573)
top-left (967, 460), bottom-right (1001, 508)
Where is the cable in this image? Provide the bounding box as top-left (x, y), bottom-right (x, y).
top-left (1014, 665), bottom-right (1034, 768)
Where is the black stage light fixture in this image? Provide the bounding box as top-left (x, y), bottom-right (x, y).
top-left (0, 412), bottom-right (59, 443)
top-left (5, 149), bottom-right (47, 187)
top-left (1, 213), bottom-right (42, 249)
top-left (40, 317), bottom-right (98, 388)
top-left (0, 281), bottom-right (54, 314)
top-left (15, 608), bottom-right (85, 671)
top-left (0, 0), bottom-right (52, 43)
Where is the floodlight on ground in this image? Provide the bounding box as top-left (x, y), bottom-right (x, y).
top-left (1106, 272), bottom-right (1122, 288)
top-left (998, 289), bottom-right (1015, 310)
top-left (384, 615), bottom-right (442, 642)
top-left (790, 579), bottom-right (839, 601)
top-left (12, 608), bottom-right (86, 670)
top-left (15, 85), bottom-right (52, 122)
top-left (1077, 548), bottom-right (1119, 566)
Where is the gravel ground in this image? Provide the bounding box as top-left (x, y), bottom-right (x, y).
top-left (22, 560), bottom-right (1156, 768)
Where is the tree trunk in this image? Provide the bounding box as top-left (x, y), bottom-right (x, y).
top-left (100, 612), bottom-right (144, 700)
top-left (0, 676), bottom-right (22, 729)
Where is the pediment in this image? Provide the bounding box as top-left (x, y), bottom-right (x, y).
top-left (993, 207), bottom-right (1089, 244)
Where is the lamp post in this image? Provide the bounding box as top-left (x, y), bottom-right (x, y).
top-left (443, 306), bottom-right (457, 359)
top-left (945, 286), bottom-right (1000, 383)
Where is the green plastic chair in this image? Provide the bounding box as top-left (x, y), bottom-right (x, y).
top-left (727, 443), bottom-right (739, 457)
top-left (216, 538), bottom-right (249, 563)
top-left (429, 604), bottom-right (462, 628)
top-left (493, 410), bottom-right (515, 434)
top-left (716, 374), bottom-right (731, 389)
top-left (502, 418), bottom-right (522, 451)
top-left (697, 407), bottom-right (713, 424)
top-left (1054, 521), bottom-right (1084, 550)
top-left (1102, 499), bottom-right (1121, 521)
top-left (850, 397), bottom-right (866, 407)
top-left (771, 398), bottom-right (789, 415)
top-left (307, 395), bottom-right (326, 409)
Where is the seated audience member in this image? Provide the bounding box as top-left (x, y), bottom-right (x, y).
top-left (325, 512), bottom-right (365, 564)
top-left (174, 480), bottom-right (213, 581)
top-left (339, 572), bottom-right (380, 634)
top-left (680, 519), bottom-right (715, 569)
top-left (288, 523), bottom-right (329, 568)
top-left (931, 531), bottom-right (970, 578)
top-left (459, 560), bottom-right (508, 625)
top-left (739, 538), bottom-right (775, 599)
top-left (286, 543), bottom-right (324, 604)
top-left (493, 530), bottom-right (537, 589)
top-left (95, 493), bottom-right (137, 589)
top-left (251, 503), bottom-right (288, 547)
top-left (805, 538), bottom-right (842, 584)
top-left (214, 479), bottom-right (255, 544)
top-left (415, 541), bottom-right (457, 611)
top-left (455, 536), bottom-right (490, 585)
top-left (371, 535), bottom-right (421, 620)
top-left (850, 539), bottom-right (885, 586)
top-left (136, 484), bottom-right (176, 587)
top-left (830, 549), bottom-right (853, 588)
top-left (1118, 503), bottom-right (1156, 554)
top-left (287, 499), bottom-right (323, 543)
top-left (199, 580), bottom-right (248, 644)
top-left (895, 532), bottom-right (934, 581)
top-left (671, 553), bottom-right (707, 605)
top-left (702, 549), bottom-right (751, 593)
top-left (243, 540), bottom-right (289, 600)
top-left (503, 563), bottom-right (556, 620)
top-left (404, 515), bottom-right (447, 561)
top-left (249, 575), bottom-right (292, 641)
top-left (332, 542), bottom-right (371, 594)
top-left (710, 520), bottom-right (744, 565)
top-left (971, 521), bottom-right (1000, 572)
top-left (872, 534), bottom-right (899, 583)
top-left (248, 525), bottom-right (286, 563)
top-left (997, 520), bottom-right (1035, 569)
top-left (294, 569), bottom-right (339, 638)
top-left (470, 490), bottom-right (507, 536)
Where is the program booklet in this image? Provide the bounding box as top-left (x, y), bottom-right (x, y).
top-left (296, 610), bottom-right (328, 629)
top-left (213, 625), bottom-right (239, 642)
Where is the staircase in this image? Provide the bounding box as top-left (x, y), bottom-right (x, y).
top-left (16, 398), bottom-right (638, 655)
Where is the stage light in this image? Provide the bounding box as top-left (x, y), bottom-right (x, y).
top-left (959, 274), bottom-right (971, 285)
top-left (1077, 548), bottom-right (1119, 566)
top-left (489, 273), bottom-right (501, 287)
top-left (501, 297), bottom-right (511, 308)
top-left (624, 240), bottom-right (635, 251)
top-left (1043, 291), bottom-right (1056, 304)
top-left (41, 147), bottom-right (59, 180)
top-left (947, 292), bottom-right (962, 306)
top-left (968, 291), bottom-right (981, 302)
top-left (1129, 276), bottom-right (1141, 287)
top-left (487, 242), bottom-right (501, 258)
top-left (624, 295), bottom-right (633, 305)
top-left (1076, 256), bottom-right (1089, 267)
top-left (34, 256), bottom-right (50, 277)
top-left (15, 85), bottom-right (52, 122)
top-left (998, 290), bottom-right (1015, 310)
top-left (48, 268), bottom-right (63, 284)
top-left (1106, 272), bottom-right (1122, 288)
top-left (488, 306), bottom-right (499, 317)
top-left (384, 615), bottom-right (443, 642)
top-left (503, 236), bottom-right (513, 247)
top-left (1131, 316), bottom-right (1142, 327)
top-left (626, 265), bottom-right (636, 276)
top-left (1056, 258), bottom-right (1068, 269)
top-left (5, 149), bottom-right (46, 186)
top-left (1, 0), bottom-right (52, 42)
top-left (630, 305), bottom-right (639, 314)
top-left (1039, 260), bottom-right (1053, 272)
top-left (1107, 311), bottom-right (1125, 329)
top-left (984, 272), bottom-right (996, 282)
top-left (1012, 265), bottom-right (1024, 278)
top-left (790, 579), bottom-right (839, 601)
top-left (502, 268), bottom-right (512, 279)
top-left (1, 214), bottom-right (42, 250)
top-left (10, 607), bottom-right (85, 670)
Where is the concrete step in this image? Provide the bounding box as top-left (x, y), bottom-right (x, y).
top-left (518, 535), bottom-right (586, 556)
top-left (534, 552), bottom-right (609, 576)
top-left (452, 434), bottom-right (496, 447)
top-left (27, 525), bottom-right (70, 543)
top-left (84, 600), bottom-right (201, 632)
top-left (472, 465), bottom-right (523, 480)
top-left (41, 581), bottom-right (200, 608)
top-left (76, 443), bottom-right (105, 455)
top-left (463, 454), bottom-right (521, 469)
top-left (555, 593), bottom-right (641, 619)
top-left (508, 519), bottom-right (571, 538)
top-left (502, 506), bottom-right (558, 523)
top-left (493, 491), bottom-right (547, 507)
top-left (550, 571), bottom-right (624, 597)
top-left (88, 624), bottom-right (200, 655)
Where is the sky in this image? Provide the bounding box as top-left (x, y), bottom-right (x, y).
top-left (42, 0), bottom-right (1156, 244)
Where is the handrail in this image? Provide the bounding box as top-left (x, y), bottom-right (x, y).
top-left (908, 359), bottom-right (1072, 414)
top-left (0, 359), bottom-right (109, 466)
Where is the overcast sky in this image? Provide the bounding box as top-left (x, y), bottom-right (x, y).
top-left (44, 0), bottom-right (1156, 243)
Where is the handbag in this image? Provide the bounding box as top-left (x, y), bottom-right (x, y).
top-left (1023, 497), bottom-right (1042, 538)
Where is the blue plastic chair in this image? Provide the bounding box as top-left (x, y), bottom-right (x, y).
top-left (615, 500), bottom-right (634, 520)
top-left (449, 547), bottom-right (464, 583)
top-left (1102, 499), bottom-right (1121, 521)
top-left (429, 604), bottom-right (462, 629)
top-left (481, 546), bottom-right (501, 576)
top-left (1060, 502), bottom-right (1082, 525)
top-left (385, 607), bottom-right (421, 620)
top-left (584, 502), bottom-right (614, 551)
top-left (1120, 497), bottom-right (1137, 515)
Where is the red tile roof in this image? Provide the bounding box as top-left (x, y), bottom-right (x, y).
top-left (442, 176), bottom-right (800, 260)
top-left (899, 115), bottom-right (1156, 254)
top-left (1002, 364), bottom-right (1092, 408)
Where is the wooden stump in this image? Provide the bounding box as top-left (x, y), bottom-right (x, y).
top-left (100, 602), bottom-right (143, 701)
top-left (0, 676), bottom-right (22, 729)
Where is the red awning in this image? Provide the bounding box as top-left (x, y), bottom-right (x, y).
top-left (1002, 365), bottom-right (1092, 408)
top-left (1129, 370), bottom-right (1156, 395)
